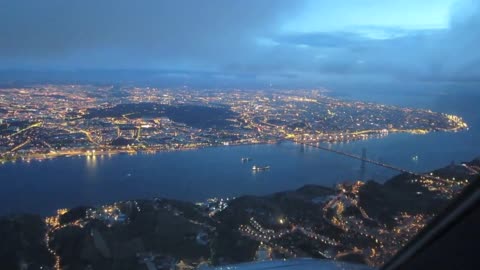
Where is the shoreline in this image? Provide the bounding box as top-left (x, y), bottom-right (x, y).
top-left (0, 127), bottom-right (469, 165)
top-left (0, 129), bottom-right (476, 217)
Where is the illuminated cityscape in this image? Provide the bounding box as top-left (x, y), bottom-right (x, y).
top-left (20, 157), bottom-right (475, 269)
top-left (1, 0), bottom-right (479, 269)
top-left (0, 85), bottom-right (468, 163)
top-left (0, 84), bottom-right (476, 270)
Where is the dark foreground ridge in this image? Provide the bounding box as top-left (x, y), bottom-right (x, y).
top-left (1, 158), bottom-right (478, 270)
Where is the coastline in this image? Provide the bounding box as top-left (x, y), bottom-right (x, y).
top-left (0, 126), bottom-right (468, 165)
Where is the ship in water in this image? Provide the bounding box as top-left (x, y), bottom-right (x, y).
top-left (252, 165), bottom-right (270, 171)
top-left (241, 157), bottom-right (253, 162)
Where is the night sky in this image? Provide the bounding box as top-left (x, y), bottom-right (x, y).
top-left (0, 0), bottom-right (479, 85)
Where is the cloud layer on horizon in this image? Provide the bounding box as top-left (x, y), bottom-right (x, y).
top-left (0, 0), bottom-right (479, 85)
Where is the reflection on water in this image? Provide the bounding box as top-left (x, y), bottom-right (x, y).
top-left (0, 90), bottom-right (478, 215)
top-left (0, 130), bottom-right (477, 216)
top-left (85, 155), bottom-right (98, 170)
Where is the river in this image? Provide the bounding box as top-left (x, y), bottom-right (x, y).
top-left (1, 86), bottom-right (478, 215)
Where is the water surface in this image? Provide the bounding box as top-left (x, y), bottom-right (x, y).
top-left (1, 88), bottom-right (478, 215)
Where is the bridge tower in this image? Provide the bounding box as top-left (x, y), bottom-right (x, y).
top-left (361, 148), bottom-right (367, 170)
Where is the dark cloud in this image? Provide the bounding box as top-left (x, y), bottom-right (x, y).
top-left (0, 0), bottom-right (479, 85)
top-left (0, 0), bottom-right (301, 69)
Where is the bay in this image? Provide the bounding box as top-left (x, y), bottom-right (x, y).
top-left (0, 87), bottom-right (478, 215)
